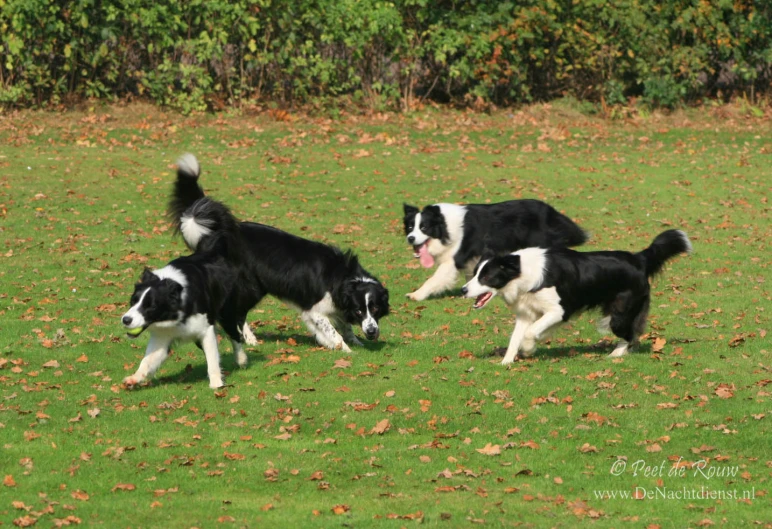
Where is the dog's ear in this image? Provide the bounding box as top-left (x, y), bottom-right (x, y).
top-left (337, 280), bottom-right (359, 312)
top-left (499, 254), bottom-right (521, 276)
top-left (379, 287), bottom-right (390, 316)
top-left (403, 203), bottom-right (419, 216)
top-left (161, 279), bottom-right (184, 303)
top-left (140, 268), bottom-right (155, 284)
top-left (480, 247), bottom-right (496, 262)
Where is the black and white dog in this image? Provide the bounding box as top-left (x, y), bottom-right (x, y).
top-left (403, 200), bottom-right (587, 301)
top-left (169, 154), bottom-right (390, 354)
top-left (121, 199), bottom-right (244, 388)
top-left (461, 230), bottom-right (692, 364)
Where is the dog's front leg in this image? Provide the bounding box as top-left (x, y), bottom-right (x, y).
top-left (340, 324), bottom-right (363, 347)
top-left (302, 313), bottom-right (351, 352)
top-left (124, 334), bottom-right (173, 386)
top-left (502, 318), bottom-right (530, 365)
top-left (407, 261), bottom-right (458, 301)
top-left (521, 310), bottom-right (564, 355)
top-left (200, 325), bottom-right (225, 388)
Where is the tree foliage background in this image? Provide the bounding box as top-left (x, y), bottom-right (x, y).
top-left (1, 0), bottom-right (770, 112)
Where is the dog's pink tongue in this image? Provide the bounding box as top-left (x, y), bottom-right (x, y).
top-left (418, 244), bottom-right (434, 268)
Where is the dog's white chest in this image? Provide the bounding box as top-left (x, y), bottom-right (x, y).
top-left (152, 313), bottom-right (210, 341)
top-left (509, 287), bottom-right (561, 321)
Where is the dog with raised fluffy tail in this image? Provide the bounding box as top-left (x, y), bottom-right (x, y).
top-left (461, 230), bottom-right (692, 364)
top-left (169, 154), bottom-right (390, 354)
top-left (121, 196), bottom-right (244, 388)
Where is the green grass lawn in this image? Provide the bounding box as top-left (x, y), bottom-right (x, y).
top-left (0, 103), bottom-right (770, 528)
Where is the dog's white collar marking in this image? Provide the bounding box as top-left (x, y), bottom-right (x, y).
top-left (497, 248), bottom-right (547, 304)
top-left (436, 203), bottom-right (466, 244)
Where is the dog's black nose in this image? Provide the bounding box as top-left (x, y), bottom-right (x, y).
top-left (461, 286), bottom-right (468, 296)
top-left (407, 235), bottom-right (415, 244)
top-left (122, 315), bottom-right (133, 326)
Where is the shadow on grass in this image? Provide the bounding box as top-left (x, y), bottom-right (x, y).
top-left (153, 333), bottom-right (390, 387)
top-left (481, 340), bottom-right (654, 361)
top-left (426, 287), bottom-right (466, 301)
top-left (260, 331), bottom-right (390, 353)
top-left (155, 346), bottom-right (269, 387)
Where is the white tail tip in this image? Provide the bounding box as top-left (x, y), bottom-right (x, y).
top-left (676, 230), bottom-right (693, 254)
top-left (177, 153), bottom-right (200, 178)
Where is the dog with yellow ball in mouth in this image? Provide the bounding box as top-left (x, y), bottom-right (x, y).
top-left (120, 193), bottom-right (244, 389)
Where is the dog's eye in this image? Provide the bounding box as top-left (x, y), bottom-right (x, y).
top-left (356, 310), bottom-right (362, 316)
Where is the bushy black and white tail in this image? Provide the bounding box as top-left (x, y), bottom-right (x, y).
top-left (168, 154), bottom-right (243, 260)
top-left (169, 153), bottom-right (206, 230)
top-left (638, 230), bottom-right (692, 277)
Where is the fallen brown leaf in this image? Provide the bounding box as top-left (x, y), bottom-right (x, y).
top-left (331, 505), bottom-right (350, 515)
top-left (370, 419), bottom-right (391, 435)
top-left (476, 443), bottom-right (501, 456)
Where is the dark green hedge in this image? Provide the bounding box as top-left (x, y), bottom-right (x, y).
top-left (1, 0), bottom-right (770, 111)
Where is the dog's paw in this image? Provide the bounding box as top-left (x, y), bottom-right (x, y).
top-left (209, 378), bottom-right (225, 389)
top-left (501, 356), bottom-right (517, 366)
top-left (235, 354), bottom-right (249, 368)
top-left (521, 336), bottom-right (536, 354)
top-left (122, 375), bottom-right (144, 388)
top-left (406, 291), bottom-right (426, 301)
top-left (339, 343), bottom-right (353, 354)
top-left (241, 324), bottom-right (258, 346)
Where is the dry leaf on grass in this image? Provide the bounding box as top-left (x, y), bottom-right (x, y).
top-left (370, 419), bottom-right (390, 435)
top-left (476, 443), bottom-right (501, 456)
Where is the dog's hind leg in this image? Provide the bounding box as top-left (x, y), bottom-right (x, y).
top-left (631, 295), bottom-right (650, 347)
top-left (607, 291), bottom-right (648, 358)
top-left (220, 301), bottom-right (257, 368)
top-left (608, 340), bottom-right (629, 358)
top-left (230, 339), bottom-right (248, 368)
top-left (219, 318), bottom-right (249, 368)
top-left (124, 334), bottom-right (173, 386)
top-left (596, 314), bottom-right (612, 335)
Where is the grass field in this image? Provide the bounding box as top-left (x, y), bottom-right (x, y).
top-left (0, 102), bottom-right (770, 528)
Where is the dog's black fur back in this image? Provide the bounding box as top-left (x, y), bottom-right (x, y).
top-left (461, 200), bottom-right (587, 261)
top-left (403, 199), bottom-right (587, 270)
